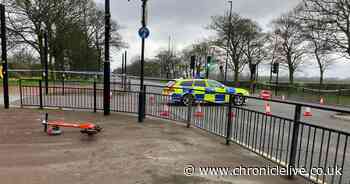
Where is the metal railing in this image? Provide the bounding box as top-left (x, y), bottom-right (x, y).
top-left (18, 79), bottom-right (350, 184)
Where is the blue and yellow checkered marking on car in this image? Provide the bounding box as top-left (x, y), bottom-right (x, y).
top-left (163, 79), bottom-right (248, 104)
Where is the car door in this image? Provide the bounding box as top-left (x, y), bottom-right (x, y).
top-left (193, 80), bottom-right (207, 102)
top-left (207, 80), bottom-right (226, 103)
top-left (201, 80), bottom-right (215, 103)
top-left (179, 80), bottom-right (194, 95)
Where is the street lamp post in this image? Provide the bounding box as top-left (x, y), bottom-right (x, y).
top-left (43, 31), bottom-right (49, 95)
top-left (104, 0), bottom-right (111, 115)
top-left (0, 4), bottom-right (8, 109)
top-left (224, 1), bottom-right (233, 83)
top-left (225, 2), bottom-right (233, 82)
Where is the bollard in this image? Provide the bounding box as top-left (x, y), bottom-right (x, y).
top-left (93, 81), bottom-right (97, 113)
top-left (39, 80), bottom-right (43, 109)
top-left (19, 79), bottom-right (23, 107)
top-left (44, 113), bottom-right (48, 133)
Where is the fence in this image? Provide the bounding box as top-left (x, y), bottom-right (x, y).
top-left (256, 83), bottom-right (350, 107)
top-left (18, 79), bottom-right (350, 184)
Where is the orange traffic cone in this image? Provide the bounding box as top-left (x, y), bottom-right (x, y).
top-left (304, 107), bottom-right (312, 117)
top-left (229, 112), bottom-right (236, 119)
top-left (194, 103), bottom-right (204, 118)
top-left (160, 103), bottom-right (170, 117)
top-left (149, 95), bottom-right (155, 106)
top-left (265, 103), bottom-right (272, 116)
top-left (320, 97), bottom-right (324, 105)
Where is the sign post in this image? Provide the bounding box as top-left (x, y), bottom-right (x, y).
top-left (138, 0), bottom-right (149, 123)
top-left (1, 4), bottom-right (9, 109)
top-left (138, 27), bottom-right (150, 39)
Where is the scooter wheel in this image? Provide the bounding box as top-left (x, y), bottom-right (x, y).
top-left (47, 127), bottom-right (62, 136)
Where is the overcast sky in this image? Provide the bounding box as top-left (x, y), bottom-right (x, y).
top-left (95, 0), bottom-right (350, 79)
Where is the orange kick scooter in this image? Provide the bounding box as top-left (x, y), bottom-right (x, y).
top-left (41, 113), bottom-right (102, 136)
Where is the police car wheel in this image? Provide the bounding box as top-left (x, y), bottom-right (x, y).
top-left (182, 94), bottom-right (194, 106)
top-left (234, 94), bottom-right (244, 106)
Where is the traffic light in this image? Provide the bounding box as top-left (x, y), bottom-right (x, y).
top-left (207, 56), bottom-right (212, 67)
top-left (190, 56), bottom-right (196, 69)
top-left (272, 62), bottom-right (279, 74)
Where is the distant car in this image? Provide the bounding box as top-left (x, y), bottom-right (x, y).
top-left (162, 79), bottom-right (250, 106)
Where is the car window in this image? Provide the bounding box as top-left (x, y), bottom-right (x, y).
top-left (208, 80), bottom-right (224, 88)
top-left (194, 80), bottom-right (206, 87)
top-left (180, 81), bottom-right (193, 87)
top-left (166, 81), bottom-right (175, 87)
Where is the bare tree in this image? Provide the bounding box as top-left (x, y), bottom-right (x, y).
top-left (271, 13), bottom-right (306, 84)
top-left (6, 1), bottom-right (85, 66)
top-left (208, 13), bottom-right (255, 84)
top-left (302, 0), bottom-right (350, 59)
top-left (295, 3), bottom-right (336, 86)
top-left (180, 46), bottom-right (195, 78)
top-left (88, 6), bottom-right (125, 72)
top-left (241, 21), bottom-right (268, 85)
top-left (155, 50), bottom-right (178, 79)
top-left (5, 0), bottom-right (125, 73)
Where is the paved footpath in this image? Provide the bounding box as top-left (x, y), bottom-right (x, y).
top-left (0, 108), bottom-right (305, 184)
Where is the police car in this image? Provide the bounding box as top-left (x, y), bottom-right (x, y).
top-left (162, 79), bottom-right (249, 106)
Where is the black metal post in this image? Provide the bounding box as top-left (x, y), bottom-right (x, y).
top-left (288, 104), bottom-right (302, 178)
top-left (19, 79), bottom-right (23, 107)
top-left (1, 4), bottom-right (9, 109)
top-left (121, 53), bottom-right (125, 89)
top-left (269, 62), bottom-right (273, 85)
top-left (124, 50), bottom-right (127, 88)
top-left (43, 31), bottom-right (49, 95)
top-left (138, 0), bottom-right (147, 123)
top-left (93, 81), bottom-right (97, 113)
top-left (104, 0), bottom-right (111, 115)
top-left (186, 98), bottom-right (192, 128)
top-left (44, 113), bottom-right (48, 132)
top-left (39, 80), bottom-right (43, 109)
top-left (62, 74), bottom-right (65, 96)
top-left (275, 66), bottom-right (279, 96)
top-left (226, 94), bottom-right (233, 145)
top-left (206, 56), bottom-right (209, 79)
top-left (142, 85), bottom-right (147, 119)
top-left (124, 50), bottom-right (127, 75)
top-left (122, 53), bottom-right (125, 75)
